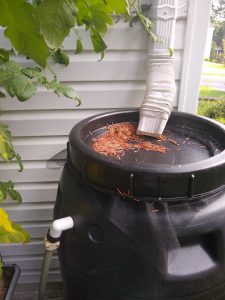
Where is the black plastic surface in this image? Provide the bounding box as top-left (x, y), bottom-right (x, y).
top-left (69, 110), bottom-right (225, 200)
top-left (55, 110), bottom-right (225, 300)
top-left (55, 163), bottom-right (225, 300)
top-left (85, 123), bottom-right (219, 165)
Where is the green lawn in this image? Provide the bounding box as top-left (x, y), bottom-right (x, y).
top-left (198, 62), bottom-right (225, 125)
top-left (198, 100), bottom-right (225, 125)
top-left (202, 61), bottom-right (225, 77)
top-left (199, 86), bottom-right (225, 99)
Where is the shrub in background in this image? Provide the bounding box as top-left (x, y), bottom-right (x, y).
top-left (210, 40), bottom-right (217, 62)
top-left (198, 100), bottom-right (225, 124)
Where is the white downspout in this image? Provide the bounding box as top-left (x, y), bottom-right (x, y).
top-left (137, 0), bottom-right (178, 137)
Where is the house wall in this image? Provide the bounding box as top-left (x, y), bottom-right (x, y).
top-left (0, 0), bottom-right (209, 283)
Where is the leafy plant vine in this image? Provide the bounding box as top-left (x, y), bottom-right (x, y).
top-left (0, 0), bottom-right (154, 248)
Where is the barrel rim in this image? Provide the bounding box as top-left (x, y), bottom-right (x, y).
top-left (68, 110), bottom-right (225, 198)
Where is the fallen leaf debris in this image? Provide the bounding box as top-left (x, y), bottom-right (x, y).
top-left (92, 122), bottom-right (178, 159)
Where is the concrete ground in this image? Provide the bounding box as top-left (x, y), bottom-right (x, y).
top-left (201, 75), bottom-right (225, 91)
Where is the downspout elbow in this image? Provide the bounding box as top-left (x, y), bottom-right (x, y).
top-left (137, 0), bottom-right (178, 137)
top-left (137, 58), bottom-right (176, 137)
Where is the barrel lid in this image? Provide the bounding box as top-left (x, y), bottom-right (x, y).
top-left (69, 110), bottom-right (225, 201)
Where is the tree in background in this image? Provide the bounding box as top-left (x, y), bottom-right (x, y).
top-left (210, 40), bottom-right (217, 61)
top-left (222, 39), bottom-right (225, 65)
top-left (211, 0), bottom-right (225, 22)
top-left (213, 21), bottom-right (225, 48)
top-left (210, 0), bottom-right (225, 62)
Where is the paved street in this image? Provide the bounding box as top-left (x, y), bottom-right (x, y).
top-left (201, 75), bottom-right (225, 91)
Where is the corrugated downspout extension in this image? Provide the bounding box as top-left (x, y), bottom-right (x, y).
top-left (137, 0), bottom-right (178, 137)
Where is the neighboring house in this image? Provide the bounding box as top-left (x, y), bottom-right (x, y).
top-left (0, 0), bottom-right (212, 283)
top-left (215, 45), bottom-right (223, 55)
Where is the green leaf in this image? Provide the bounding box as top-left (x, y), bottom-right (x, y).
top-left (0, 49), bottom-right (9, 62)
top-left (90, 5), bottom-right (113, 34)
top-left (0, 182), bottom-right (7, 202)
top-left (12, 75), bottom-right (37, 101)
top-left (49, 80), bottom-right (81, 106)
top-left (134, 8), bottom-right (157, 42)
top-left (7, 189), bottom-right (22, 203)
top-left (75, 39), bottom-right (83, 54)
top-left (5, 143), bottom-right (17, 160)
top-left (0, 123), bottom-right (12, 142)
top-left (0, 0), bottom-right (8, 25)
top-left (0, 123), bottom-right (12, 141)
top-left (0, 90), bottom-right (6, 98)
top-left (38, 0), bottom-right (77, 49)
top-left (32, 0), bottom-right (42, 6)
top-left (60, 85), bottom-right (81, 105)
top-left (168, 48), bottom-right (174, 57)
top-left (0, 123), bottom-right (12, 161)
top-left (75, 1), bottom-right (113, 35)
top-left (0, 69), bottom-right (14, 82)
top-left (0, 191), bottom-right (4, 202)
top-left (0, 123), bottom-right (23, 170)
top-left (22, 67), bottom-right (42, 79)
top-left (54, 49), bottom-right (69, 66)
top-left (0, 209), bottom-right (30, 243)
top-left (0, 123), bottom-right (17, 163)
top-left (75, 0), bottom-right (91, 27)
top-left (0, 181), bottom-right (22, 203)
top-left (0, 183), bottom-right (7, 201)
top-left (5, 84), bottom-right (16, 97)
top-left (37, 76), bottom-right (48, 85)
top-left (104, 0), bottom-right (127, 15)
top-left (0, 140), bottom-right (8, 161)
top-left (11, 223), bottom-right (30, 243)
top-left (4, 60), bottom-right (22, 73)
top-left (0, 0), bottom-right (48, 67)
top-left (15, 153), bottom-right (23, 172)
top-left (90, 29), bottom-right (107, 56)
top-left (111, 0), bottom-right (127, 14)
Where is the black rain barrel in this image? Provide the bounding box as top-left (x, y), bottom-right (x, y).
top-left (54, 110), bottom-right (225, 300)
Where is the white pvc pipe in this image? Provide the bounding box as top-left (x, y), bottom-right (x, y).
top-left (49, 216), bottom-right (74, 238)
top-left (39, 216), bottom-right (74, 300)
top-left (137, 0), bottom-right (178, 137)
